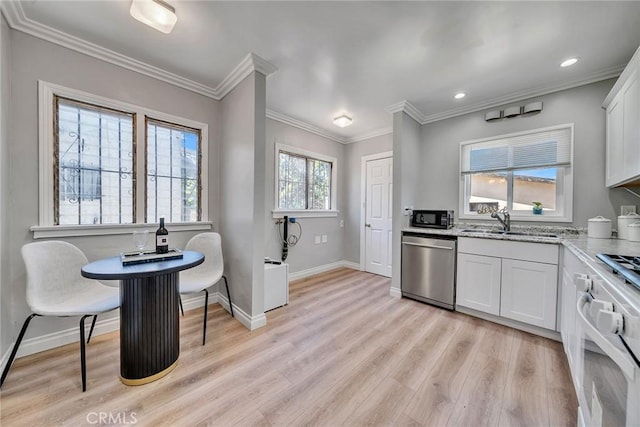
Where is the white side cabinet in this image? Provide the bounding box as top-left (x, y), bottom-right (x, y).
top-left (264, 262), bottom-right (289, 312)
top-left (604, 46), bottom-right (640, 187)
top-left (456, 237), bottom-right (559, 330)
top-left (456, 253), bottom-right (501, 316)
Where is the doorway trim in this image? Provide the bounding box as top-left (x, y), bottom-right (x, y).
top-left (359, 151), bottom-right (393, 272)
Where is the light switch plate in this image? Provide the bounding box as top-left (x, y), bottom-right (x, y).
top-left (621, 205), bottom-right (637, 215)
top-left (314, 235), bottom-right (321, 244)
top-left (321, 234), bottom-right (328, 243)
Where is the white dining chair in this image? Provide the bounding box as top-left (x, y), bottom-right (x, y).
top-left (179, 232), bottom-right (233, 345)
top-left (0, 241), bottom-right (119, 392)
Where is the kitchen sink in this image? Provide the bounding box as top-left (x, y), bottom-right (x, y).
top-left (459, 229), bottom-right (501, 234)
top-left (459, 229), bottom-right (559, 238)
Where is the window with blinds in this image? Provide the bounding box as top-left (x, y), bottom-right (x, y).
top-left (55, 97), bottom-right (135, 225)
top-left (461, 127), bottom-right (571, 174)
top-left (459, 124), bottom-right (573, 221)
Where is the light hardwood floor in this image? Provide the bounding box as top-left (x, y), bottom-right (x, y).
top-left (0, 268), bottom-right (577, 426)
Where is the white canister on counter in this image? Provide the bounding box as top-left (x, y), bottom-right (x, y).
top-left (618, 213), bottom-right (640, 239)
top-left (588, 216), bottom-right (612, 239)
top-left (629, 222), bottom-right (640, 242)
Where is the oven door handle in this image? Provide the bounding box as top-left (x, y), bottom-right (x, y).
top-left (576, 294), bottom-right (636, 380)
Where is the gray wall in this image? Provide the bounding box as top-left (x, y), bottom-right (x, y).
top-left (417, 79), bottom-right (639, 227)
top-left (343, 133), bottom-right (393, 264)
top-left (1, 14), bottom-right (11, 356)
top-left (391, 112), bottom-right (421, 290)
top-left (264, 119), bottom-right (346, 273)
top-left (3, 30), bottom-right (220, 355)
top-left (219, 72), bottom-right (266, 318)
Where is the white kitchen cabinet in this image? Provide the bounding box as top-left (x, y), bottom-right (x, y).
top-left (456, 253), bottom-right (502, 316)
top-left (457, 237), bottom-right (559, 331)
top-left (500, 259), bottom-right (558, 329)
top-left (604, 46), bottom-right (640, 187)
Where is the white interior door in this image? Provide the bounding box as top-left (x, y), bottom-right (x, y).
top-left (365, 156), bottom-right (392, 277)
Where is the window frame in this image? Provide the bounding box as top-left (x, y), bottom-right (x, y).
top-left (273, 143), bottom-right (338, 218)
top-left (458, 123), bottom-right (574, 223)
top-left (33, 81), bottom-right (210, 238)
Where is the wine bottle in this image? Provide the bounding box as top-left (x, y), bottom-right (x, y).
top-left (156, 217), bottom-right (169, 254)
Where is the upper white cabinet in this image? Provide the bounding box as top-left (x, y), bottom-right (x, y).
top-left (604, 46), bottom-right (640, 187)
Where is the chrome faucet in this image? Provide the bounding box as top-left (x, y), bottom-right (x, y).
top-left (491, 210), bottom-right (511, 231)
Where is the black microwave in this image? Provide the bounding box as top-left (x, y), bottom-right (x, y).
top-left (411, 210), bottom-right (454, 229)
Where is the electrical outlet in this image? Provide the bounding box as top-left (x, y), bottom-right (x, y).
top-left (321, 234), bottom-right (328, 243)
top-left (314, 235), bottom-right (321, 244)
top-left (340, 220), bottom-right (344, 227)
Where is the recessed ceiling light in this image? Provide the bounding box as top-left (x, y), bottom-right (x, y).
top-left (454, 92), bottom-right (466, 99)
top-left (333, 114), bottom-right (353, 128)
top-left (560, 58), bottom-right (579, 68)
top-left (130, 0), bottom-right (178, 34)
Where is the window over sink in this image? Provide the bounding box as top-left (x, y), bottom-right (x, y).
top-left (459, 124), bottom-right (573, 222)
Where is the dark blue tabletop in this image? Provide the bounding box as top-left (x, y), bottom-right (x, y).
top-left (81, 251), bottom-right (204, 280)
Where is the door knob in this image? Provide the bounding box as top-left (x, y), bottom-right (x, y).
top-left (365, 223), bottom-right (371, 228)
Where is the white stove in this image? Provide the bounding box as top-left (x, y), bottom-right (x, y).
top-left (595, 253), bottom-right (640, 362)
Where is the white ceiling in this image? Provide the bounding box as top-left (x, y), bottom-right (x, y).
top-left (9, 1), bottom-right (640, 142)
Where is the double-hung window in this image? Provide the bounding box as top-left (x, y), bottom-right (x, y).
top-left (36, 81), bottom-right (208, 237)
top-left (459, 124), bottom-right (573, 222)
top-left (274, 143), bottom-right (337, 217)
top-left (55, 97), bottom-right (134, 225)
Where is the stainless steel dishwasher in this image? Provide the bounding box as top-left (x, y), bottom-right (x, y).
top-left (401, 233), bottom-right (456, 310)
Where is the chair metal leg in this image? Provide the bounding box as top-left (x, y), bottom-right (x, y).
top-left (179, 296), bottom-right (184, 316)
top-left (86, 315), bottom-right (98, 344)
top-left (79, 315), bottom-right (91, 392)
top-left (1, 314), bottom-right (38, 388)
top-left (202, 289), bottom-right (208, 345)
top-left (223, 275), bottom-right (234, 318)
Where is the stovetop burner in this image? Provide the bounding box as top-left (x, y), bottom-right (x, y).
top-left (596, 253), bottom-right (640, 290)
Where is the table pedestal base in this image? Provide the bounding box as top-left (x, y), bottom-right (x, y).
top-left (119, 272), bottom-right (179, 385)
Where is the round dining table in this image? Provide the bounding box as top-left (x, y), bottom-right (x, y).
top-left (81, 251), bottom-right (204, 385)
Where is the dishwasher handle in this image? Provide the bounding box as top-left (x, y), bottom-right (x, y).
top-left (402, 241), bottom-right (454, 251)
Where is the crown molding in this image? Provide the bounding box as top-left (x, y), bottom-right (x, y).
top-left (421, 64), bottom-right (624, 124)
top-left (216, 53), bottom-right (278, 100)
top-left (266, 109), bottom-right (392, 145)
top-left (347, 127), bottom-right (393, 143)
top-left (385, 100), bottom-right (426, 124)
top-left (267, 109), bottom-right (347, 144)
top-left (384, 65), bottom-right (624, 126)
top-left (0, 2), bottom-right (277, 101)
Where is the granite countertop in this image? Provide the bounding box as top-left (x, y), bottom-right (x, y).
top-left (402, 225), bottom-right (566, 244)
top-left (402, 224), bottom-right (640, 276)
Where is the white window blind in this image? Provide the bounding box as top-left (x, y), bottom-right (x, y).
top-left (461, 127), bottom-right (572, 174)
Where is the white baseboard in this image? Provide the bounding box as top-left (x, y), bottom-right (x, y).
top-left (0, 292), bottom-right (229, 371)
top-left (288, 260), bottom-right (361, 281)
top-left (389, 287), bottom-right (402, 298)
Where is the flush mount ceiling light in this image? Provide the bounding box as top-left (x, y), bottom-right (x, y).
top-left (333, 114), bottom-right (353, 128)
top-left (560, 57), bottom-right (579, 68)
top-left (454, 92), bottom-right (466, 99)
top-left (130, 0), bottom-right (177, 34)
